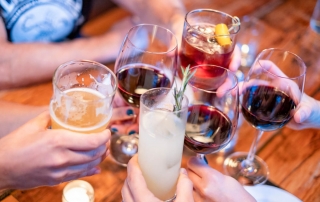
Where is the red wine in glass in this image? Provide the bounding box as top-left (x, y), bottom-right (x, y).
top-left (241, 85), bottom-right (297, 131)
top-left (223, 48), bottom-right (306, 185)
top-left (184, 104), bottom-right (233, 154)
top-left (116, 63), bottom-right (172, 108)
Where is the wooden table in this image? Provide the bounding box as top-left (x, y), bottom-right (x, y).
top-left (1, 0), bottom-right (319, 201)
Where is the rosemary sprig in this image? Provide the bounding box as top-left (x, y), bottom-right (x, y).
top-left (173, 65), bottom-right (195, 112)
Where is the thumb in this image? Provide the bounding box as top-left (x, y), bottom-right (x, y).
top-left (22, 111), bottom-right (51, 131)
top-left (175, 168), bottom-right (194, 202)
top-left (294, 105), bottom-right (311, 123)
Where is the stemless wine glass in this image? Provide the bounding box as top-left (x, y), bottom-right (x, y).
top-left (180, 9), bottom-right (240, 69)
top-left (50, 60), bottom-right (117, 133)
top-left (139, 87), bottom-right (189, 202)
top-left (110, 24), bottom-right (178, 166)
top-left (184, 64), bottom-right (239, 160)
top-left (224, 48), bottom-right (306, 185)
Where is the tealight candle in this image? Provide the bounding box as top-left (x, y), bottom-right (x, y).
top-left (62, 180), bottom-right (94, 202)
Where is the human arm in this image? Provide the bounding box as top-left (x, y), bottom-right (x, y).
top-left (121, 155), bottom-right (194, 202)
top-left (0, 17), bottom-right (127, 90)
top-left (0, 101), bottom-right (47, 138)
top-left (187, 156), bottom-right (256, 202)
top-left (111, 0), bottom-right (186, 43)
top-left (0, 111), bottom-right (110, 190)
top-left (0, 91), bottom-right (138, 138)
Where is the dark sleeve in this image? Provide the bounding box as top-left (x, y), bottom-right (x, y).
top-left (67, 0), bottom-right (92, 39)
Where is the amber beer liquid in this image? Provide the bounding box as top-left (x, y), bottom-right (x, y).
top-left (50, 88), bottom-right (111, 134)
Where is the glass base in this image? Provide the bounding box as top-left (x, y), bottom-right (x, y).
top-left (223, 151), bottom-right (269, 185)
top-left (110, 134), bottom-right (139, 167)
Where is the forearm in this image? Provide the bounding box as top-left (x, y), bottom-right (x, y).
top-left (0, 32), bottom-right (121, 90)
top-left (112, 0), bottom-right (186, 27)
top-left (0, 101), bottom-right (47, 138)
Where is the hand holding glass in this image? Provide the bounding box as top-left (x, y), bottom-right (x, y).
top-left (224, 48), bottom-right (306, 185)
top-left (138, 88), bottom-right (188, 201)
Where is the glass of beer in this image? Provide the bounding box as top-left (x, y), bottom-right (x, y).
top-left (50, 60), bottom-right (117, 133)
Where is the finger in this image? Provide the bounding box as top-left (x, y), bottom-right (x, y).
top-left (121, 179), bottom-right (134, 202)
top-left (24, 111), bottom-right (51, 131)
top-left (57, 157), bottom-right (104, 183)
top-left (112, 91), bottom-right (128, 108)
top-left (110, 122), bottom-right (139, 135)
top-left (187, 156), bottom-right (213, 178)
top-left (62, 166), bottom-right (101, 183)
top-left (192, 190), bottom-right (203, 202)
top-left (125, 124), bottom-right (139, 135)
top-left (186, 168), bottom-right (202, 189)
top-left (66, 144), bottom-right (107, 164)
top-left (229, 45), bottom-right (241, 72)
top-left (126, 155), bottom-right (159, 201)
top-left (67, 156), bottom-right (103, 173)
top-left (110, 107), bottom-right (137, 123)
top-left (216, 76), bottom-right (238, 98)
top-left (60, 129), bottom-right (111, 151)
top-left (175, 168), bottom-right (194, 202)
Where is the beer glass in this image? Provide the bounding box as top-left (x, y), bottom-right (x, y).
top-left (50, 60), bottom-right (117, 133)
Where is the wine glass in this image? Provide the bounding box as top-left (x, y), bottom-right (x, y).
top-left (183, 64), bottom-right (239, 160)
top-left (50, 60), bottom-right (117, 133)
top-left (110, 24), bottom-right (178, 166)
top-left (138, 87), bottom-right (189, 201)
top-left (224, 48), bottom-right (306, 185)
top-left (180, 8), bottom-right (241, 69)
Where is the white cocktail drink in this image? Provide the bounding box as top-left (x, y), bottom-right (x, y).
top-left (138, 110), bottom-right (186, 201)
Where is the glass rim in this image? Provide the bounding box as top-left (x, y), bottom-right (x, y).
top-left (185, 8), bottom-right (241, 37)
top-left (140, 87), bottom-right (189, 113)
top-left (257, 48), bottom-right (307, 80)
top-left (126, 23), bottom-right (178, 55)
top-left (53, 59), bottom-right (118, 100)
top-left (189, 64), bottom-right (239, 93)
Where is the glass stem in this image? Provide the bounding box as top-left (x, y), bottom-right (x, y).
top-left (197, 154), bottom-right (208, 164)
top-left (246, 129), bottom-right (264, 164)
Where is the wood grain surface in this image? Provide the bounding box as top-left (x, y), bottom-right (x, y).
top-left (1, 0), bottom-right (319, 201)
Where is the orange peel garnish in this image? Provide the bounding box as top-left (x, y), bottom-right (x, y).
top-left (215, 23), bottom-right (232, 46)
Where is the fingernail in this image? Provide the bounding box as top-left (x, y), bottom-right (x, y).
top-left (128, 130), bottom-right (136, 135)
top-left (111, 128), bottom-right (118, 133)
top-left (126, 109), bottom-right (134, 116)
top-left (180, 168), bottom-right (188, 175)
